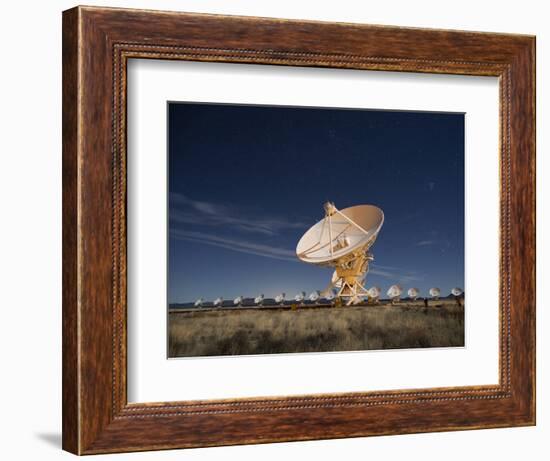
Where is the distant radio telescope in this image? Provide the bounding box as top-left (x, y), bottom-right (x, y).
top-left (275, 293), bottom-right (286, 305)
top-left (451, 287), bottom-right (463, 297)
top-left (407, 287), bottom-right (420, 300)
top-left (294, 291), bottom-right (306, 304)
top-left (368, 286), bottom-right (381, 303)
top-left (233, 295), bottom-right (244, 307)
top-left (309, 290), bottom-right (321, 303)
top-left (254, 293), bottom-right (264, 306)
top-left (194, 297), bottom-right (204, 308)
top-left (213, 297), bottom-right (223, 307)
top-left (429, 287), bottom-right (441, 300)
top-left (387, 285), bottom-right (402, 304)
top-left (296, 202), bottom-right (384, 306)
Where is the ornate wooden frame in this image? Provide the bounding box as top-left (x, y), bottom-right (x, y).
top-left (62, 6), bottom-right (536, 455)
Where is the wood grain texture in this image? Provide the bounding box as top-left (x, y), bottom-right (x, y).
top-left (62, 5), bottom-right (536, 455)
top-left (62, 7), bottom-right (79, 454)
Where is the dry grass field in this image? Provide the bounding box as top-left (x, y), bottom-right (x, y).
top-left (168, 300), bottom-right (464, 358)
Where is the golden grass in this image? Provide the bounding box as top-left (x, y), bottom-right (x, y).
top-left (168, 300), bottom-right (464, 358)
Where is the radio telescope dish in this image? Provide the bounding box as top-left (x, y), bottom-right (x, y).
top-left (451, 287), bottom-right (463, 297)
top-left (194, 297), bottom-right (204, 308)
top-left (233, 295), bottom-right (244, 307)
top-left (308, 290), bottom-right (320, 303)
top-left (294, 291), bottom-right (305, 304)
top-left (429, 287), bottom-right (441, 300)
top-left (368, 286), bottom-right (381, 303)
top-left (213, 297), bottom-right (223, 307)
top-left (254, 294), bottom-right (264, 306)
top-left (407, 287), bottom-right (420, 300)
top-left (296, 202), bottom-right (384, 306)
top-left (275, 293), bottom-right (286, 305)
top-left (387, 285), bottom-right (402, 304)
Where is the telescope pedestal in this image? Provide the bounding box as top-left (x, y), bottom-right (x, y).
top-left (328, 251), bottom-right (374, 306)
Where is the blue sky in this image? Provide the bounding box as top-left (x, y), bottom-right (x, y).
top-left (168, 102), bottom-right (464, 303)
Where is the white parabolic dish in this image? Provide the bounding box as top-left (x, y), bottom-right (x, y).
top-left (296, 205), bottom-right (384, 265)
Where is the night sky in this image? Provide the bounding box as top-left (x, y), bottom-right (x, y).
top-left (168, 102), bottom-right (464, 303)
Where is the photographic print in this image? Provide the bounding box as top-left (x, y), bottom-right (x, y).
top-left (168, 102), bottom-right (465, 358)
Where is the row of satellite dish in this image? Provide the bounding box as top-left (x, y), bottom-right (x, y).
top-left (385, 285), bottom-right (463, 302)
top-left (194, 292), bottom-right (324, 308)
top-left (193, 286), bottom-right (463, 308)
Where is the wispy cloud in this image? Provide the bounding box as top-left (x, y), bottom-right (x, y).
top-left (400, 274), bottom-right (424, 282)
top-left (416, 240), bottom-right (436, 246)
top-left (170, 193), bottom-right (307, 236)
top-left (369, 268), bottom-right (395, 278)
top-left (169, 194), bottom-right (427, 279)
top-left (171, 229), bottom-right (298, 262)
top-left (370, 264), bottom-right (423, 282)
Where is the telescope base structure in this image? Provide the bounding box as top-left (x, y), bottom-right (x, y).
top-left (323, 251), bottom-right (373, 306)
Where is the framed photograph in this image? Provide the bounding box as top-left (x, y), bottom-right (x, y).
top-left (62, 6), bottom-right (535, 454)
top-left (166, 102), bottom-right (466, 359)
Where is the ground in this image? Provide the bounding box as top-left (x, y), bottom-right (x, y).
top-left (168, 299), bottom-right (465, 358)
